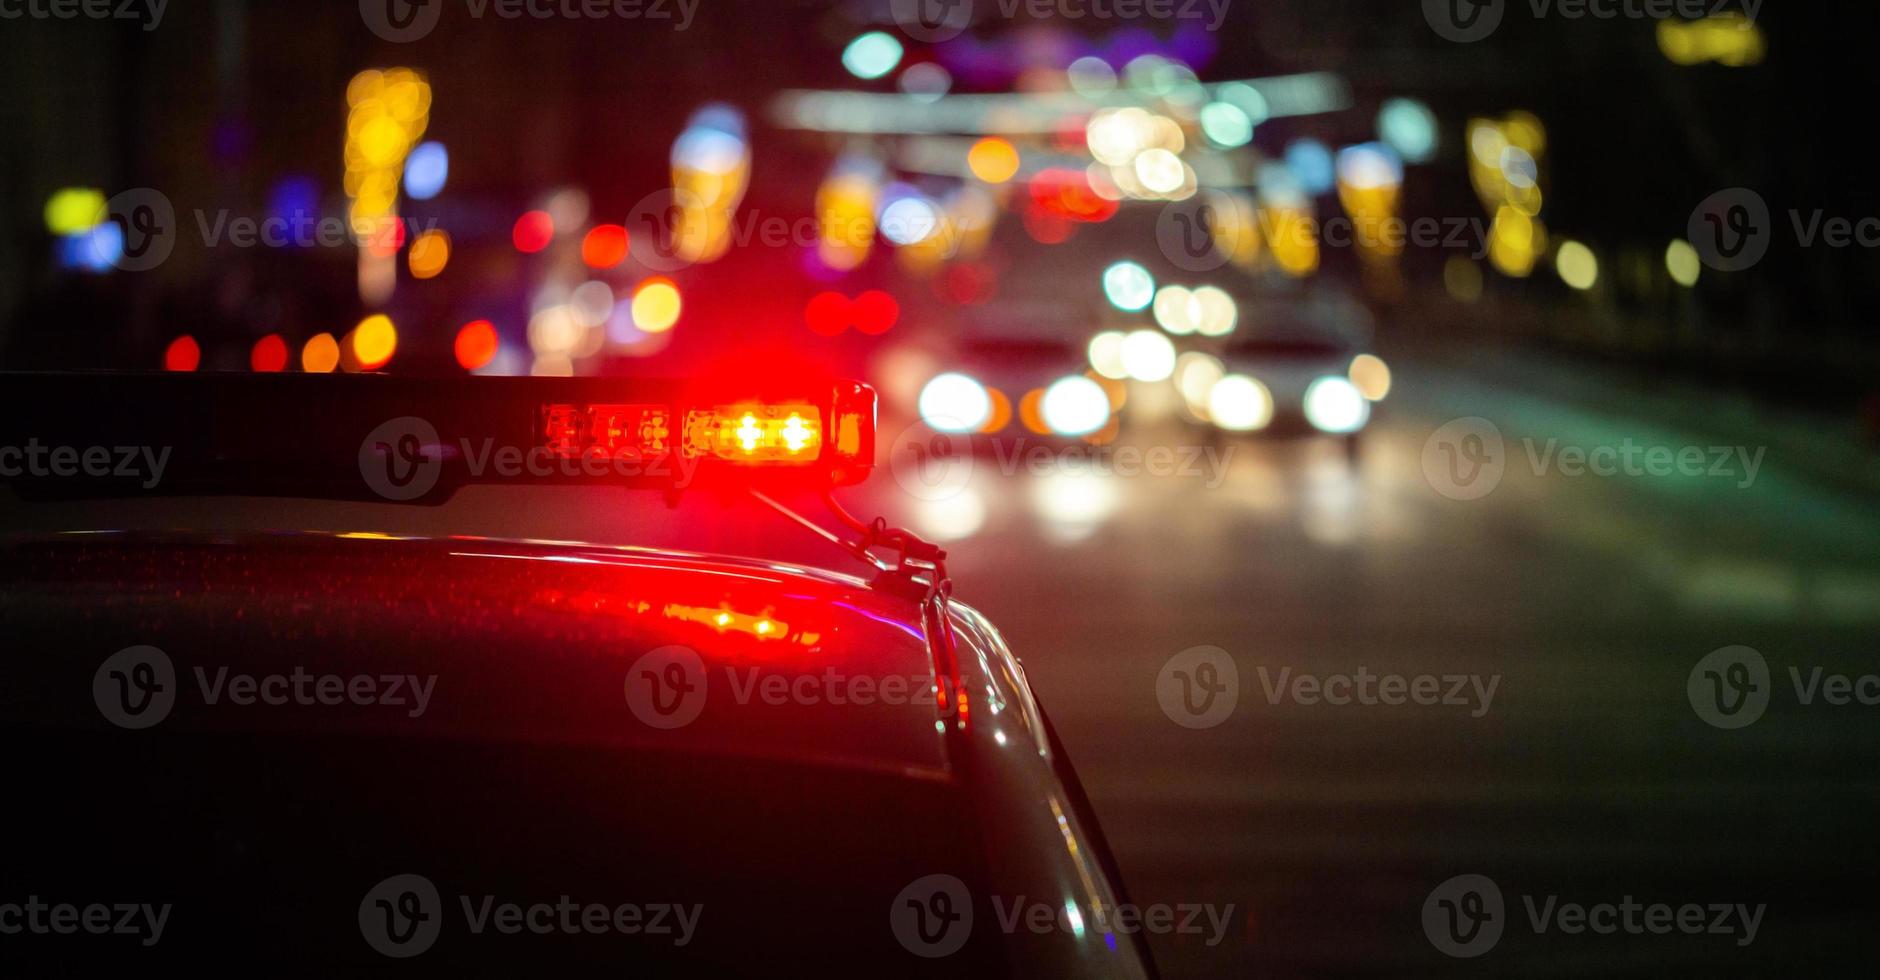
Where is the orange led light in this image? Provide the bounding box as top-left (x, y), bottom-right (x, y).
top-left (684, 404), bottom-right (823, 463)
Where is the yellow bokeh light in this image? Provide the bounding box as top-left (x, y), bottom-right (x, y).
top-left (1666, 239), bottom-right (1701, 287)
top-left (301, 333), bottom-right (341, 373)
top-left (350, 314), bottom-right (399, 369)
top-left (632, 280), bottom-right (683, 333)
top-left (408, 229), bottom-right (450, 279)
top-left (44, 188), bottom-right (107, 235)
top-left (967, 137), bottom-right (1021, 184)
top-left (1555, 240), bottom-right (1598, 290)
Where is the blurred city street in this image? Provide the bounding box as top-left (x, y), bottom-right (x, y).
top-left (11, 347), bottom-right (1875, 974)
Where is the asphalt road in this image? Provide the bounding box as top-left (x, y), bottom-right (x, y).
top-left (5, 355), bottom-right (1876, 976)
top-left (886, 360), bottom-right (1880, 977)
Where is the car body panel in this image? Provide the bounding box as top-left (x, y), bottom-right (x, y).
top-left (0, 529), bottom-right (1153, 976)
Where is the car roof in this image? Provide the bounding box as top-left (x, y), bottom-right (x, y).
top-left (0, 529), bottom-right (953, 779)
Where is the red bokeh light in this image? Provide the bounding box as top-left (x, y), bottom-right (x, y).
top-left (250, 334), bottom-right (289, 372)
top-left (582, 224), bottom-right (629, 269)
top-left (163, 335), bottom-right (200, 372)
top-left (455, 319), bottom-right (499, 371)
top-left (941, 262), bottom-right (996, 305)
top-left (804, 291), bottom-right (851, 335)
top-left (851, 290), bottom-right (899, 335)
top-left (513, 210), bottom-right (555, 253)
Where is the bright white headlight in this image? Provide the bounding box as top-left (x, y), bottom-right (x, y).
top-left (1208, 374), bottom-right (1273, 431)
top-left (918, 373), bottom-right (991, 433)
top-left (1303, 376), bottom-right (1370, 434)
top-left (1040, 375), bottom-right (1112, 437)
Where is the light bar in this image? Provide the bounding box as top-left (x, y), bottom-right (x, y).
top-left (0, 374), bottom-right (877, 503)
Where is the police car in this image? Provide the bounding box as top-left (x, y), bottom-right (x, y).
top-left (0, 372), bottom-right (1154, 976)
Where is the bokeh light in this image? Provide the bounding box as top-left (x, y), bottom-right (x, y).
top-left (1208, 375), bottom-right (1274, 431)
top-left (631, 278), bottom-right (682, 333)
top-left (163, 335), bottom-right (200, 373)
top-left (349, 314), bottom-right (399, 370)
top-left (1666, 239), bottom-right (1701, 287)
top-left (250, 335), bottom-right (289, 373)
top-left (455, 320), bottom-right (499, 371)
top-left (582, 224), bottom-right (629, 269)
top-left (513, 210), bottom-right (554, 253)
top-left (1102, 261), bottom-right (1155, 311)
top-left (968, 137), bottom-right (1021, 184)
top-left (403, 141), bottom-right (448, 201)
top-left (1120, 329), bottom-right (1176, 382)
top-left (44, 188), bottom-right (106, 235)
top-left (1040, 375), bottom-right (1112, 437)
top-left (920, 373), bottom-right (992, 433)
top-left (407, 229), bottom-right (450, 279)
top-left (301, 333), bottom-right (341, 373)
top-left (1347, 354), bottom-right (1392, 401)
top-left (841, 32), bottom-right (903, 80)
top-left (1555, 240), bottom-right (1598, 290)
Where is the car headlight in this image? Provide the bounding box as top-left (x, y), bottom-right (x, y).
top-left (918, 373), bottom-right (992, 433)
top-left (1303, 376), bottom-right (1370, 434)
top-left (1040, 375), bottom-right (1112, 437)
top-left (1208, 374), bottom-right (1274, 432)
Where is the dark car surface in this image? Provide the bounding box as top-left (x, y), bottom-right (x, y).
top-left (0, 530), bottom-right (1152, 977)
